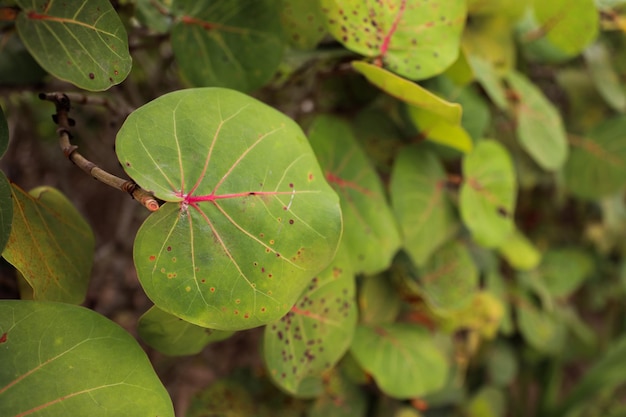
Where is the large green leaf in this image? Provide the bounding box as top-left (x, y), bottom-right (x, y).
top-left (390, 146), bottom-right (458, 266)
top-left (352, 61), bottom-right (462, 124)
top-left (264, 245), bottom-right (357, 397)
top-left (506, 71), bottom-right (568, 171)
top-left (0, 300), bottom-right (174, 417)
top-left (2, 185), bottom-right (94, 304)
top-left (170, 0), bottom-right (284, 92)
top-left (280, 0), bottom-right (326, 50)
top-left (530, 0), bottom-right (599, 58)
top-left (564, 116), bottom-right (626, 199)
top-left (137, 306), bottom-right (233, 356)
top-left (15, 0), bottom-right (131, 91)
top-left (321, 0), bottom-right (466, 80)
top-left (308, 115), bottom-right (400, 274)
top-left (116, 88), bottom-right (342, 331)
top-left (350, 323), bottom-right (449, 399)
top-left (460, 140), bottom-right (516, 248)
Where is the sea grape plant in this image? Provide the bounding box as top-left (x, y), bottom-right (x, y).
top-left (2, 1), bottom-right (626, 417)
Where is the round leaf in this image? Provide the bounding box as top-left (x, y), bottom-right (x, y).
top-left (15, 0), bottom-right (131, 91)
top-left (564, 116), bottom-right (626, 199)
top-left (308, 115), bottom-right (401, 274)
top-left (138, 306), bottom-right (233, 356)
top-left (460, 140), bottom-right (517, 248)
top-left (321, 0), bottom-right (466, 80)
top-left (2, 185), bottom-right (94, 304)
top-left (350, 323), bottom-right (449, 399)
top-left (507, 71), bottom-right (569, 171)
top-left (116, 88), bottom-right (342, 331)
top-left (171, 0), bottom-right (284, 92)
top-left (390, 147), bottom-right (459, 266)
top-left (0, 300), bottom-right (174, 417)
top-left (417, 240), bottom-right (479, 312)
top-left (264, 245), bottom-right (356, 397)
top-left (531, 0), bottom-right (599, 58)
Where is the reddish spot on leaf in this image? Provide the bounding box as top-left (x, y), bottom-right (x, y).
top-left (210, 287), bottom-right (216, 293)
top-left (149, 255), bottom-right (156, 262)
top-left (167, 246), bottom-right (172, 252)
top-left (89, 73), bottom-right (95, 79)
top-left (0, 333), bottom-right (6, 343)
top-left (289, 219), bottom-right (294, 225)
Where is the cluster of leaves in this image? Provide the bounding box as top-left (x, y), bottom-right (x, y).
top-left (2, 0), bottom-right (626, 416)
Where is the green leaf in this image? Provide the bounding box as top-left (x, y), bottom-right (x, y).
top-left (352, 61), bottom-right (463, 124)
top-left (264, 245), bottom-right (357, 397)
top-left (138, 306), bottom-right (233, 356)
top-left (133, 0), bottom-right (171, 33)
top-left (308, 115), bottom-right (400, 274)
top-left (584, 42), bottom-right (626, 113)
top-left (460, 140), bottom-right (516, 248)
top-left (0, 106), bottom-right (7, 158)
top-left (171, 0), bottom-right (284, 92)
top-left (467, 386), bottom-right (506, 417)
top-left (115, 88), bottom-right (342, 331)
top-left (406, 105), bottom-right (473, 153)
top-left (280, 0), bottom-right (326, 50)
top-left (2, 185), bottom-right (94, 304)
top-left (352, 109), bottom-right (404, 176)
top-left (321, 0), bottom-right (466, 80)
top-left (0, 172), bottom-right (12, 254)
top-left (506, 71), bottom-right (569, 171)
top-left (0, 300), bottom-right (174, 417)
top-left (497, 228), bottom-right (541, 271)
top-left (531, 0), bottom-right (599, 58)
top-left (15, 0), bottom-right (131, 91)
top-left (390, 146), bottom-right (458, 266)
top-left (417, 240), bottom-right (479, 312)
top-left (468, 56), bottom-right (508, 109)
top-left (350, 323), bottom-right (449, 399)
top-left (517, 295), bottom-right (566, 355)
top-left (463, 14), bottom-right (516, 76)
top-left (564, 116), bottom-right (626, 199)
top-left (437, 291), bottom-right (504, 338)
top-left (486, 342), bottom-right (518, 387)
top-left (358, 274), bottom-right (401, 326)
top-left (538, 248), bottom-right (594, 298)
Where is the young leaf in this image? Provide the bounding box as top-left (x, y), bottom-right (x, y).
top-left (406, 105), bottom-right (473, 153)
top-left (497, 228), bottom-right (541, 271)
top-left (2, 185), bottom-right (94, 304)
top-left (506, 71), bottom-right (569, 171)
top-left (0, 300), bottom-right (174, 417)
top-left (15, 0), bottom-right (131, 91)
top-left (138, 306), bottom-right (233, 356)
top-left (171, 0), bottom-right (284, 92)
top-left (321, 0), bottom-right (467, 80)
top-left (350, 323), bottom-right (449, 399)
top-left (308, 115), bottom-right (401, 274)
top-left (352, 61), bottom-right (462, 124)
top-left (264, 245), bottom-right (357, 397)
top-left (390, 146), bottom-right (458, 267)
top-left (115, 88), bottom-right (342, 331)
top-left (530, 0), bottom-right (599, 58)
top-left (280, 0), bottom-right (327, 50)
top-left (460, 140), bottom-right (517, 248)
top-left (564, 117), bottom-right (626, 199)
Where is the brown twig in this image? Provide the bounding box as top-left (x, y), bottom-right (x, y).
top-left (39, 92), bottom-right (161, 212)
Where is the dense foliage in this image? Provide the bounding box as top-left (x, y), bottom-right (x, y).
top-left (2, 0), bottom-right (626, 416)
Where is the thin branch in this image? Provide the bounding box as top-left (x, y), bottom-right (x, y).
top-left (39, 92), bottom-right (161, 212)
